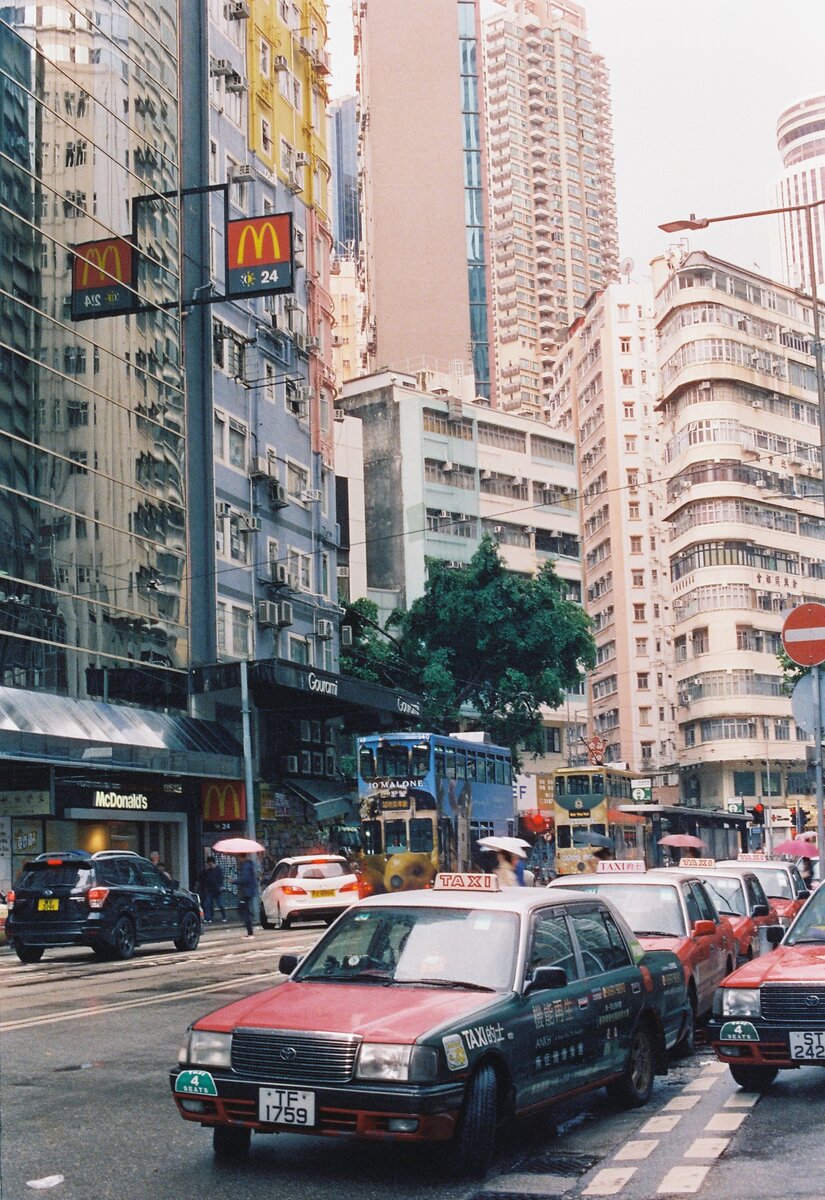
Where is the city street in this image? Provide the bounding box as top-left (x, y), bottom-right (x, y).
top-left (2, 923), bottom-right (825, 1200)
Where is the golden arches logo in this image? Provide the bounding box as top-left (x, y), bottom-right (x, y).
top-left (74, 239), bottom-right (131, 288)
top-left (202, 781), bottom-right (245, 821)
top-left (236, 221), bottom-right (281, 266)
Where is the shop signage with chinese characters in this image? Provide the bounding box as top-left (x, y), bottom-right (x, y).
top-left (0, 790), bottom-right (51, 817)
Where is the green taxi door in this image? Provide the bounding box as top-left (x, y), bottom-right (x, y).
top-left (513, 906), bottom-right (599, 1111)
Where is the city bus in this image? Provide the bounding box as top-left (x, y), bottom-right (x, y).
top-left (552, 766), bottom-right (748, 874)
top-left (356, 732), bottom-right (515, 894)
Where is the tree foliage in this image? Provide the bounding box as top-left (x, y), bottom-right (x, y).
top-left (341, 537), bottom-right (596, 763)
top-left (339, 597), bottom-right (407, 687)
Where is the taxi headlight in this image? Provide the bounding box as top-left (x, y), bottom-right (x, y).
top-left (721, 988), bottom-right (761, 1018)
top-left (355, 1043), bottom-right (438, 1083)
top-left (183, 1030), bottom-right (232, 1068)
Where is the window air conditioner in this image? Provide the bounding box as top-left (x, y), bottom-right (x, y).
top-left (301, 487), bottom-right (323, 502)
top-left (231, 164), bottom-right (254, 181)
top-left (215, 501), bottom-right (232, 519)
top-left (270, 562), bottom-right (291, 586)
top-left (227, 0), bottom-right (250, 17)
top-left (240, 513), bottom-right (261, 531)
top-left (250, 455), bottom-right (272, 477)
top-left (316, 619), bottom-right (334, 640)
top-left (258, 600), bottom-right (279, 627)
top-left (269, 480), bottom-right (288, 507)
top-left (274, 55), bottom-right (288, 72)
top-left (295, 152), bottom-right (310, 167)
top-left (225, 74), bottom-right (248, 94)
top-left (210, 58), bottom-right (234, 76)
top-left (277, 601), bottom-right (294, 627)
top-left (336, 565), bottom-right (350, 578)
top-left (443, 461), bottom-right (455, 471)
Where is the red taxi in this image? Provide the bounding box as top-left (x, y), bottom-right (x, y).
top-left (548, 861), bottom-right (735, 1052)
top-left (709, 878), bottom-right (825, 1091)
top-left (656, 864), bottom-right (777, 963)
top-left (170, 872), bottom-right (689, 1177)
top-left (715, 856), bottom-right (809, 926)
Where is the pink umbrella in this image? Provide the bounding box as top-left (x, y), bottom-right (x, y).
top-left (658, 834), bottom-right (705, 849)
top-left (774, 838), bottom-right (819, 857)
top-left (212, 836), bottom-right (266, 854)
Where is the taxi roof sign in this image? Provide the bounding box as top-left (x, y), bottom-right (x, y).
top-left (738, 852), bottom-right (767, 861)
top-left (595, 860), bottom-right (646, 873)
top-left (682, 858), bottom-right (716, 868)
top-left (433, 872), bottom-right (501, 892)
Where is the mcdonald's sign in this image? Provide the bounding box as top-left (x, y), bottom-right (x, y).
top-left (201, 780), bottom-right (246, 827)
top-left (71, 236), bottom-right (135, 321)
top-left (226, 212), bottom-right (293, 300)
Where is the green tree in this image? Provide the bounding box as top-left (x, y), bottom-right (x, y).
top-left (340, 537), bottom-right (595, 764)
top-left (339, 597), bottom-right (407, 687)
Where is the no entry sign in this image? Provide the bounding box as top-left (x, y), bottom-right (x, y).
top-left (782, 603), bottom-right (825, 667)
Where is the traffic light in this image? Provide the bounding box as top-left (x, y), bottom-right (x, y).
top-left (789, 806), bottom-right (797, 830)
top-left (749, 803), bottom-right (765, 825)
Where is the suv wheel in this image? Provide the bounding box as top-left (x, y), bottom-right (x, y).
top-left (14, 941), bottom-right (45, 964)
top-left (109, 916), bottom-right (136, 961)
top-left (174, 911), bottom-right (201, 952)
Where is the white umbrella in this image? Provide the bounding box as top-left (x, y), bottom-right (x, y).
top-left (212, 837), bottom-right (266, 854)
top-left (477, 835), bottom-right (528, 859)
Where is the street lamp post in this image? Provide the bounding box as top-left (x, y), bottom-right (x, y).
top-left (660, 201), bottom-right (825, 881)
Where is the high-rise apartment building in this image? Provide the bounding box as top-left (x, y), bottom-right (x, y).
top-left (484, 0), bottom-right (618, 413)
top-left (547, 284), bottom-right (677, 779)
top-left (775, 94), bottom-right (825, 290)
top-left (653, 249), bottom-right (824, 829)
top-left (328, 95), bottom-right (360, 252)
top-left (356, 0), bottom-right (492, 396)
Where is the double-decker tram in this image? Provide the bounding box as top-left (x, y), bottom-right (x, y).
top-left (356, 732), bottom-right (515, 894)
top-left (552, 765), bottom-right (748, 874)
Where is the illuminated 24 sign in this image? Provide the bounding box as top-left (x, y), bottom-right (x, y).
top-left (71, 237), bottom-right (135, 320)
top-left (226, 213), bottom-right (293, 299)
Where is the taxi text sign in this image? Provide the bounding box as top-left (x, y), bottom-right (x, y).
top-left (782, 602), bottom-right (825, 667)
top-left (71, 237), bottom-right (135, 320)
top-left (596, 859), bottom-right (646, 873)
top-left (226, 212), bottom-right (293, 299)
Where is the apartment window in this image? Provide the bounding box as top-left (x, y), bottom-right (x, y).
top-left (692, 627), bottom-right (709, 655)
top-left (228, 419), bottom-right (247, 469)
top-left (288, 547), bottom-right (312, 591)
top-left (632, 570), bottom-right (644, 587)
top-left (623, 403), bottom-right (635, 418)
top-left (640, 742), bottom-right (653, 762)
top-left (619, 336), bottom-right (631, 353)
top-left (618, 304), bottom-right (630, 320)
top-left (543, 727), bottom-right (562, 754)
top-left (774, 718), bottom-right (791, 740)
top-left (286, 460), bottom-right (308, 500)
top-left (628, 502), bottom-right (640, 519)
top-left (637, 673), bottom-right (649, 690)
top-left (625, 436), bottom-right (637, 453)
top-left (633, 603), bottom-right (646, 621)
top-left (621, 369), bottom-right (633, 386)
top-left (264, 361), bottom-right (277, 403)
top-left (635, 637), bottom-right (648, 655)
top-left (261, 118), bottom-right (272, 154)
top-left (630, 536), bottom-right (642, 553)
top-left (228, 605), bottom-right (251, 656)
top-left (259, 38), bottom-right (271, 76)
top-left (64, 346), bottom-right (86, 374)
top-left (289, 635), bottom-right (312, 666)
top-left (639, 707), bottom-right (652, 726)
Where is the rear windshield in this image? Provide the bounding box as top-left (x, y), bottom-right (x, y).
top-left (574, 884), bottom-right (685, 938)
top-left (16, 863), bottom-right (92, 891)
top-left (700, 877), bottom-right (746, 916)
top-left (293, 862), bottom-right (348, 880)
top-left (749, 867), bottom-right (793, 900)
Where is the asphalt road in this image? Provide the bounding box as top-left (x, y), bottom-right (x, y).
top-left (2, 924), bottom-right (825, 1200)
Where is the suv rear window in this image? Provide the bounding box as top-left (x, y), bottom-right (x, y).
top-left (17, 863), bottom-right (93, 890)
top-left (294, 862), bottom-right (348, 880)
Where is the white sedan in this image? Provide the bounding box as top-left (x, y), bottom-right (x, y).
top-left (259, 856), bottom-right (359, 930)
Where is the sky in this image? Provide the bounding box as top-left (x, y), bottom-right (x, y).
top-left (326, 0), bottom-right (825, 284)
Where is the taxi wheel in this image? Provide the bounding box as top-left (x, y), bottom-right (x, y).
top-left (14, 942), bottom-right (45, 964)
top-left (213, 1125), bottom-right (251, 1160)
top-left (454, 1063), bottom-right (498, 1178)
top-left (608, 1024), bottom-right (655, 1108)
top-left (174, 911), bottom-right (201, 952)
top-left (674, 988), bottom-right (697, 1059)
top-left (729, 1064), bottom-right (778, 1092)
top-left (109, 916), bottom-right (136, 961)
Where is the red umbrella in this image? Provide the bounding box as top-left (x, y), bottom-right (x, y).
top-left (658, 834), bottom-right (705, 849)
top-left (774, 838), bottom-right (819, 857)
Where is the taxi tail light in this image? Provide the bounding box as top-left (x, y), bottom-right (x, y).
top-left (6, 890), bottom-right (14, 910)
top-left (357, 876), bottom-right (374, 899)
top-left (281, 885), bottom-right (306, 896)
top-left (86, 887), bottom-right (110, 909)
top-left (339, 880), bottom-right (359, 894)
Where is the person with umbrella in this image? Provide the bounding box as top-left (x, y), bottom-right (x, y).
top-left (477, 836), bottom-right (529, 887)
top-left (211, 837), bottom-right (266, 937)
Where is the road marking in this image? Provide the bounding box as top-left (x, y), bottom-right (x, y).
top-left (704, 1111), bottom-right (746, 1132)
top-left (657, 1165), bottom-right (710, 1193)
top-left (640, 1114), bottom-right (682, 1133)
top-left (614, 1140), bottom-right (659, 1161)
top-left (583, 1167), bottom-right (637, 1195)
top-left (723, 1093), bottom-right (759, 1108)
top-left (684, 1076), bottom-right (716, 1092)
top-left (684, 1137), bottom-right (729, 1159)
top-left (663, 1094), bottom-right (701, 1111)
top-left (702, 1061), bottom-right (727, 1074)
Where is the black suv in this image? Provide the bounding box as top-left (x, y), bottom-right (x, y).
top-left (6, 851), bottom-right (202, 964)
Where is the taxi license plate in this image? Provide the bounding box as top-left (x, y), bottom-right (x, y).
top-left (789, 1031), bottom-right (825, 1060)
top-left (258, 1087), bottom-right (315, 1126)
top-left (37, 898), bottom-right (59, 912)
top-left (311, 889), bottom-right (335, 898)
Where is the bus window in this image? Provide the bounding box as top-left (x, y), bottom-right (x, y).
top-left (359, 747), bottom-right (376, 779)
top-left (409, 818), bottom-right (434, 853)
top-left (455, 751), bottom-right (467, 780)
top-left (434, 747), bottom-right (446, 777)
top-left (376, 745), bottom-right (410, 778)
top-left (412, 745), bottom-right (430, 777)
top-left (567, 774), bottom-right (592, 795)
top-left (466, 754), bottom-right (477, 781)
top-left (555, 776), bottom-right (566, 796)
top-left (485, 756), bottom-right (496, 784)
top-left (361, 820), bottom-right (383, 854)
top-left (384, 820), bottom-right (408, 853)
top-left (591, 824), bottom-right (607, 837)
top-left (445, 749), bottom-right (456, 779)
top-left (556, 826), bottom-right (572, 848)
top-left (495, 757), bottom-right (506, 785)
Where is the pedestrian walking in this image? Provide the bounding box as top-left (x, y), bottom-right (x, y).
top-left (197, 856), bottom-right (227, 924)
top-left (236, 854), bottom-right (257, 937)
top-left (149, 850), bottom-right (171, 881)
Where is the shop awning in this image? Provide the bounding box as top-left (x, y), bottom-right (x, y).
top-left (285, 778), bottom-right (356, 823)
top-left (0, 686), bottom-right (244, 779)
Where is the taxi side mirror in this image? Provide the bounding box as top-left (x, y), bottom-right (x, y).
top-left (525, 965), bottom-right (567, 994)
top-left (752, 903), bottom-right (770, 918)
top-left (765, 925), bottom-right (784, 947)
top-left (279, 954), bottom-right (299, 975)
top-left (692, 920), bottom-right (716, 937)
top-left (797, 888), bottom-right (810, 900)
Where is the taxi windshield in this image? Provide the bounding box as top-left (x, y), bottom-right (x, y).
top-left (749, 867), bottom-right (793, 900)
top-left (294, 905), bottom-right (519, 991)
top-left (786, 884), bottom-right (825, 944)
top-left (582, 885), bottom-right (685, 937)
top-left (700, 877), bottom-right (746, 917)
